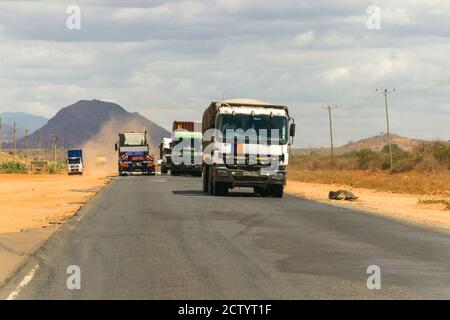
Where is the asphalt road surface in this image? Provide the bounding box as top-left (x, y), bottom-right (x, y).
top-left (2, 175), bottom-right (450, 299)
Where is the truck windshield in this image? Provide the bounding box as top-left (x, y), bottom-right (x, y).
top-left (216, 114), bottom-right (288, 144)
top-left (68, 158), bottom-right (80, 164)
top-left (120, 133), bottom-right (146, 146)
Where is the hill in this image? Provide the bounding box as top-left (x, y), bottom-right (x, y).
top-left (339, 133), bottom-right (423, 153)
top-left (293, 133), bottom-right (425, 156)
top-left (17, 100), bottom-right (169, 150)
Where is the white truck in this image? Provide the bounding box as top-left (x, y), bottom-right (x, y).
top-left (159, 137), bottom-right (172, 174)
top-left (202, 99), bottom-right (295, 197)
top-left (67, 149), bottom-right (83, 175)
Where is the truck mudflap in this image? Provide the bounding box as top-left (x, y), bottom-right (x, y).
top-left (119, 160), bottom-right (156, 175)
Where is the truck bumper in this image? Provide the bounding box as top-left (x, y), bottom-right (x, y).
top-left (172, 164), bottom-right (202, 173)
top-left (213, 167), bottom-right (286, 188)
top-left (119, 162), bottom-right (155, 175)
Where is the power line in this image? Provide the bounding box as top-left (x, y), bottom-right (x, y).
top-left (401, 81), bottom-right (450, 94)
top-left (346, 91), bottom-right (380, 110)
top-left (13, 121), bottom-right (17, 162)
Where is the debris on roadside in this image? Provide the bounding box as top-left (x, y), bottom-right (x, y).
top-left (328, 190), bottom-right (358, 201)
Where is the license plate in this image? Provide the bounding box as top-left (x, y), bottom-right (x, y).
top-left (242, 171), bottom-right (259, 177)
top-left (260, 168), bottom-right (275, 176)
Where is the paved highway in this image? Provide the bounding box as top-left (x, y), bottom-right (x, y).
top-left (2, 175), bottom-right (450, 299)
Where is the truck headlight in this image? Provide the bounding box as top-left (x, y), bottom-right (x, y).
top-left (274, 172), bottom-right (285, 180)
top-left (217, 169), bottom-right (229, 176)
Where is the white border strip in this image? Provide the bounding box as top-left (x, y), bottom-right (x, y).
top-left (6, 264), bottom-right (40, 300)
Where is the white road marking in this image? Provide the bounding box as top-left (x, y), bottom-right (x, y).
top-left (6, 264), bottom-right (40, 300)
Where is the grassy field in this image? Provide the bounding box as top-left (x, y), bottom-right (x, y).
top-left (288, 169), bottom-right (450, 196)
top-left (288, 141), bottom-right (450, 196)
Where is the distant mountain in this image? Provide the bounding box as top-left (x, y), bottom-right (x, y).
top-left (293, 133), bottom-right (425, 156)
top-left (339, 133), bottom-right (423, 152)
top-left (17, 100), bottom-right (170, 151)
top-left (0, 112), bottom-right (48, 133)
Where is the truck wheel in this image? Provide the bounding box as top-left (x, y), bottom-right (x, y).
top-left (202, 166), bottom-right (209, 193)
top-left (213, 180), bottom-right (228, 196)
top-left (207, 166), bottom-right (214, 195)
top-left (270, 185), bottom-right (284, 198)
top-left (161, 164), bottom-right (167, 174)
top-left (254, 186), bottom-right (267, 197)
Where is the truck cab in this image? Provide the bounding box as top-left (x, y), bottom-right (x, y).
top-left (115, 131), bottom-right (155, 176)
top-left (202, 99), bottom-right (295, 197)
top-left (170, 121), bottom-right (203, 176)
top-left (67, 149), bottom-right (83, 175)
top-left (159, 137), bottom-right (172, 174)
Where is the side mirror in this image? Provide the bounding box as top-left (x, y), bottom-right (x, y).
top-left (115, 143), bottom-right (118, 152)
top-left (289, 123), bottom-right (296, 137)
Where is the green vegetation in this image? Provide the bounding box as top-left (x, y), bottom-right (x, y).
top-left (418, 199), bottom-right (450, 209)
top-left (0, 162), bottom-right (28, 174)
top-left (48, 161), bottom-right (66, 174)
top-left (291, 142), bottom-right (450, 174)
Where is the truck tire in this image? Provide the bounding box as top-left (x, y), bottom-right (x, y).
top-left (202, 166), bottom-right (209, 193)
top-left (270, 185), bottom-right (284, 198)
top-left (213, 180), bottom-right (228, 196)
top-left (254, 186), bottom-right (268, 197)
top-left (207, 166), bottom-right (214, 195)
top-left (161, 164), bottom-right (167, 174)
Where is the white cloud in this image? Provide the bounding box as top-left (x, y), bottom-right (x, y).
top-left (0, 0), bottom-right (449, 146)
top-left (320, 67), bottom-right (351, 83)
top-left (291, 31), bottom-right (314, 47)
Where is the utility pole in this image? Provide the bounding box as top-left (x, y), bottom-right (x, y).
top-left (38, 132), bottom-right (42, 161)
top-left (322, 105), bottom-right (337, 170)
top-left (13, 121), bottom-right (17, 162)
top-left (0, 116), bottom-right (2, 154)
top-left (377, 89), bottom-right (395, 170)
top-left (25, 129), bottom-right (29, 163)
top-left (51, 134), bottom-right (56, 164)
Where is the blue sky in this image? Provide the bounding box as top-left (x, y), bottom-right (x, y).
top-left (0, 0), bottom-right (449, 147)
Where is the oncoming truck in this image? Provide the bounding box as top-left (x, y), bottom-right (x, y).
top-left (115, 131), bottom-right (155, 176)
top-left (171, 121), bottom-right (203, 176)
top-left (67, 149), bottom-right (83, 175)
top-left (159, 137), bottom-right (172, 174)
top-left (202, 99), bottom-right (295, 197)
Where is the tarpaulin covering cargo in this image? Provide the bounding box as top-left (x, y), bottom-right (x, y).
top-left (202, 99), bottom-right (289, 133)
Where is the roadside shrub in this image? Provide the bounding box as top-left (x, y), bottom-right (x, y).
top-left (48, 163), bottom-right (64, 174)
top-left (0, 162), bottom-right (27, 174)
top-left (432, 143), bottom-right (450, 169)
top-left (352, 149), bottom-right (382, 170)
top-left (291, 141), bottom-right (450, 174)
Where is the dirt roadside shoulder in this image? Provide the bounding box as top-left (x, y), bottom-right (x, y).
top-left (286, 180), bottom-right (450, 232)
top-left (0, 173), bottom-right (112, 287)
